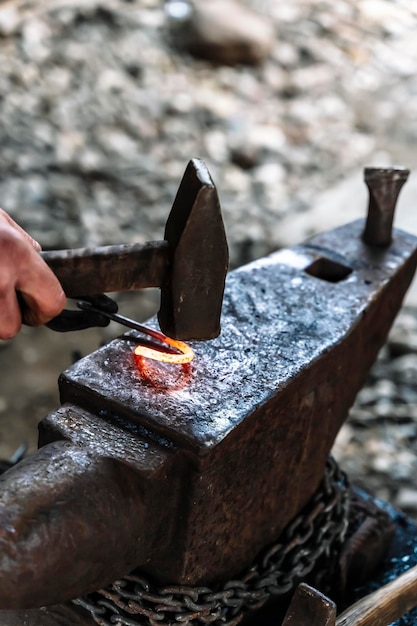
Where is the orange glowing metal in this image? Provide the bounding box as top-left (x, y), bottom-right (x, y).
top-left (134, 334), bottom-right (194, 364)
top-left (76, 300), bottom-right (194, 365)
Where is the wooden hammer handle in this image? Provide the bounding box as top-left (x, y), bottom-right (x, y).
top-left (41, 240), bottom-right (170, 297)
top-left (336, 563), bottom-right (417, 626)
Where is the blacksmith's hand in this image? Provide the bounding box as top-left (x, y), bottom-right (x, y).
top-left (0, 209), bottom-right (66, 339)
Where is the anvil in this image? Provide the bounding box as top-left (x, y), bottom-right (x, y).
top-left (0, 168), bottom-right (415, 625)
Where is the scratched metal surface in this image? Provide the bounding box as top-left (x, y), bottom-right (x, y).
top-left (60, 219), bottom-right (417, 454)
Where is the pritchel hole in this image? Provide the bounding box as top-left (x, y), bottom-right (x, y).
top-left (304, 257), bottom-right (353, 283)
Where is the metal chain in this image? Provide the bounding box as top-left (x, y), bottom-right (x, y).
top-left (74, 457), bottom-right (350, 626)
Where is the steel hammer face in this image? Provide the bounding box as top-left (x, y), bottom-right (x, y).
top-left (158, 158), bottom-right (229, 340)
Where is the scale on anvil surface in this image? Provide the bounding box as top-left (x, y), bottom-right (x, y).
top-left (0, 165), bottom-right (417, 626)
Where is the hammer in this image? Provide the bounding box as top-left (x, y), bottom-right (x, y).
top-left (282, 565), bottom-right (417, 626)
top-left (41, 158), bottom-right (229, 341)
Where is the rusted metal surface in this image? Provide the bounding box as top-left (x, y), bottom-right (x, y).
top-left (362, 167), bottom-right (409, 246)
top-left (42, 158), bottom-right (229, 340)
top-left (4, 496), bottom-right (412, 626)
top-left (336, 491), bottom-right (396, 601)
top-left (0, 410), bottom-right (179, 608)
top-left (72, 458), bottom-right (348, 626)
top-left (282, 583), bottom-right (336, 626)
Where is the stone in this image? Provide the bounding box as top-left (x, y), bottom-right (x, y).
top-left (173, 0), bottom-right (275, 65)
top-left (390, 354), bottom-right (417, 385)
top-left (391, 451), bottom-right (416, 480)
top-left (21, 19), bottom-right (52, 63)
top-left (55, 132), bottom-right (85, 165)
top-left (396, 488), bottom-right (417, 512)
top-left (97, 129), bottom-right (139, 160)
top-left (0, 4), bottom-right (21, 37)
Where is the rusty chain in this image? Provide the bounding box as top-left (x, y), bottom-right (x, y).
top-left (74, 457), bottom-right (349, 626)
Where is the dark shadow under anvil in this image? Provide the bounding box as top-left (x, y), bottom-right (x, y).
top-left (0, 219), bottom-right (417, 619)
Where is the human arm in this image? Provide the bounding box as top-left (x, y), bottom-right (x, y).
top-left (0, 209), bottom-right (66, 339)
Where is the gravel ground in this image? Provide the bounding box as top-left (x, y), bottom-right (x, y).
top-left (334, 309), bottom-right (417, 521)
top-left (1, 0), bottom-right (417, 519)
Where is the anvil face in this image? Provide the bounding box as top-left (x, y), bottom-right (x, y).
top-left (54, 219), bottom-right (417, 585)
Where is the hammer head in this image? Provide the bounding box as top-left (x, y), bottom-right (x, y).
top-left (158, 158), bottom-right (229, 341)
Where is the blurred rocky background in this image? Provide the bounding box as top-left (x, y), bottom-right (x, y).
top-left (1, 0), bottom-right (417, 518)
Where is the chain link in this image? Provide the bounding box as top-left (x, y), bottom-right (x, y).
top-left (74, 457), bottom-right (349, 626)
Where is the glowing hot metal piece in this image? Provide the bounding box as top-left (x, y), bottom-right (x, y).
top-left (77, 300), bottom-right (194, 365)
top-left (134, 335), bottom-right (194, 364)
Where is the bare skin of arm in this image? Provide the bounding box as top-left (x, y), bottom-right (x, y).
top-left (0, 209), bottom-right (66, 340)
